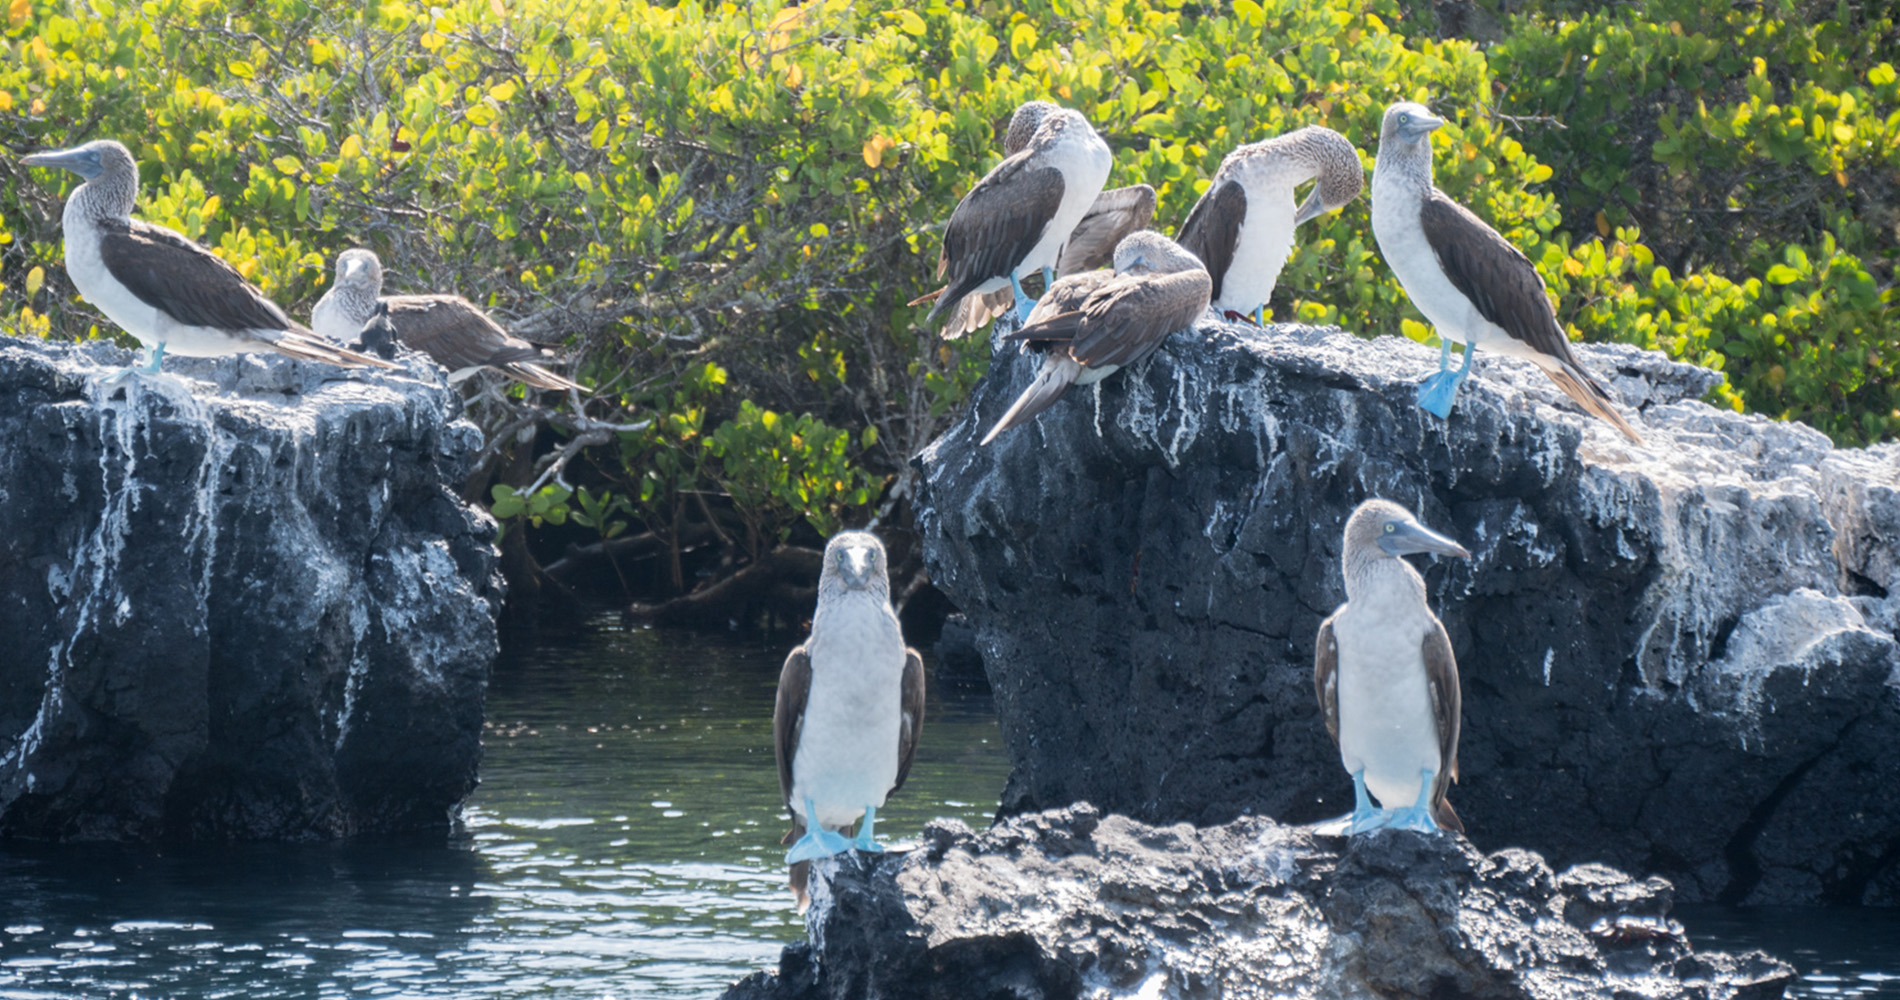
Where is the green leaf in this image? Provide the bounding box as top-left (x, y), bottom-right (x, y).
top-left (1764, 264), bottom-right (1802, 284)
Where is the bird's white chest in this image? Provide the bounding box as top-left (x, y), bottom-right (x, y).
top-left (1216, 181), bottom-right (1299, 312)
top-left (310, 290), bottom-right (364, 343)
top-left (60, 202), bottom-right (160, 348)
top-left (790, 600), bottom-right (908, 830)
top-left (1022, 131), bottom-right (1114, 275)
top-left (1331, 581), bottom-right (1443, 809)
top-left (1371, 172), bottom-right (1496, 349)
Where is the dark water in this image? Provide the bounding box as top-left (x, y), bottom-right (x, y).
top-left (0, 617), bottom-right (1893, 998)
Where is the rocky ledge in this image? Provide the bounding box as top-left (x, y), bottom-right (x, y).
top-left (0, 336), bottom-right (502, 840)
top-left (723, 805), bottom-right (1794, 1000)
top-left (915, 320), bottom-right (1900, 905)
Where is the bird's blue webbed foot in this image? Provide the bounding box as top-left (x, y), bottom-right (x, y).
top-left (1254, 304), bottom-right (1267, 327)
top-left (1417, 338), bottom-right (1477, 419)
top-left (1346, 770), bottom-right (1387, 835)
top-left (851, 805), bottom-right (885, 854)
top-left (1010, 271), bottom-right (1039, 325)
top-left (785, 798), bottom-right (857, 863)
top-left (1380, 768), bottom-right (1442, 833)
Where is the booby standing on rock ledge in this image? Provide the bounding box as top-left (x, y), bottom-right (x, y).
top-left (1314, 499), bottom-right (1469, 835)
top-left (914, 101), bottom-right (1157, 339)
top-left (20, 140), bottom-right (394, 374)
top-left (917, 104), bottom-right (1113, 334)
top-left (982, 230), bottom-right (1212, 445)
top-left (311, 248), bottom-right (587, 392)
top-left (1369, 103), bottom-right (1642, 442)
top-left (1176, 125), bottom-right (1364, 326)
top-left (773, 531), bottom-right (924, 909)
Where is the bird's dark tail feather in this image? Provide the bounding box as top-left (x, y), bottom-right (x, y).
top-left (1542, 362), bottom-right (1643, 444)
top-left (271, 329), bottom-right (400, 368)
top-left (499, 361), bottom-right (589, 393)
top-left (981, 356), bottom-right (1079, 446)
top-left (1434, 795), bottom-right (1464, 835)
top-left (1001, 310), bottom-right (1085, 345)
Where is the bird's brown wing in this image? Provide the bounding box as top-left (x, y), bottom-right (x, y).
top-left (1421, 618), bottom-right (1465, 833)
top-left (1313, 612), bottom-right (1342, 746)
top-left (927, 155), bottom-right (1066, 326)
top-left (1057, 184), bottom-right (1156, 275)
top-left (100, 219), bottom-right (296, 332)
top-left (1174, 178), bottom-right (1246, 303)
top-left (1418, 192), bottom-right (1640, 442)
top-left (890, 648), bottom-right (925, 796)
top-left (774, 644), bottom-right (812, 818)
top-left (385, 294), bottom-right (540, 372)
top-left (1417, 191), bottom-right (1573, 362)
top-left (1068, 268), bottom-right (1212, 368)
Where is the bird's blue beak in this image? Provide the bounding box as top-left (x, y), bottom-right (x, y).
top-left (1377, 520), bottom-right (1471, 559)
top-left (21, 145), bottom-right (104, 179)
top-left (1293, 186), bottom-right (1330, 226)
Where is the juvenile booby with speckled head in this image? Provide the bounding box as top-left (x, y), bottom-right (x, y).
top-left (1370, 103), bottom-right (1641, 441)
top-left (1176, 125), bottom-right (1363, 326)
top-left (917, 103), bottom-right (1113, 335)
top-left (311, 248), bottom-right (586, 392)
top-left (20, 140), bottom-right (394, 374)
top-left (982, 230), bottom-right (1211, 445)
top-left (1314, 499), bottom-right (1469, 835)
top-left (774, 530), bottom-right (924, 909)
top-left (915, 101), bottom-right (1157, 338)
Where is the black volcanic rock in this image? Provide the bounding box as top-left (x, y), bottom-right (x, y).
top-left (914, 320), bottom-right (1900, 905)
top-left (722, 805), bottom-right (1795, 999)
top-left (0, 336), bottom-right (501, 840)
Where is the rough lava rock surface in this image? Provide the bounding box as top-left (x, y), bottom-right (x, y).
top-left (722, 804), bottom-right (1795, 1000)
top-left (0, 335), bottom-right (502, 840)
top-left (915, 320), bottom-right (1900, 905)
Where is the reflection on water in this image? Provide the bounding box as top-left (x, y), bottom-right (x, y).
top-left (1678, 904), bottom-right (1900, 999)
top-left (0, 619), bottom-right (1011, 998)
top-left (0, 617), bottom-right (1894, 997)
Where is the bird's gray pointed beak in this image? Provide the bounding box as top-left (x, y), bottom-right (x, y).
top-left (1293, 186), bottom-right (1330, 226)
top-left (21, 146), bottom-right (101, 179)
top-left (839, 548), bottom-right (877, 589)
top-left (1406, 113), bottom-right (1446, 139)
top-left (1378, 521), bottom-right (1471, 560)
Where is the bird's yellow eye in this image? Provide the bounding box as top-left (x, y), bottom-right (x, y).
top-left (1398, 113), bottom-right (1411, 126)
top-left (1385, 523), bottom-right (1396, 533)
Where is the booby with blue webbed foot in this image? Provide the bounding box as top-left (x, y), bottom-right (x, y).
top-left (774, 531), bottom-right (924, 909)
top-left (1314, 499), bottom-right (1470, 835)
top-left (1370, 103), bottom-right (1641, 442)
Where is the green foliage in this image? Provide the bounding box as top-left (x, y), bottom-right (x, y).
top-left (490, 482), bottom-right (572, 535)
top-left (0, 0), bottom-right (1891, 593)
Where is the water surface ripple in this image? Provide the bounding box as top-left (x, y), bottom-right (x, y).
top-left (0, 618), bottom-right (1893, 997)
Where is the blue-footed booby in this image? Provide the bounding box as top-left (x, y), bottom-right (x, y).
top-left (774, 530), bottom-right (925, 909)
top-left (1314, 499), bottom-right (1469, 835)
top-left (1176, 126), bottom-right (1363, 326)
top-left (981, 230), bottom-right (1211, 445)
top-left (1370, 103), bottom-right (1642, 442)
top-left (915, 103), bottom-right (1113, 335)
top-left (915, 102), bottom-right (1156, 338)
top-left (20, 140), bottom-right (394, 373)
top-left (311, 248), bottom-right (587, 392)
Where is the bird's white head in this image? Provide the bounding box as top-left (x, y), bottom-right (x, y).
top-left (21, 139), bottom-right (133, 181)
top-left (1345, 498), bottom-right (1471, 563)
top-left (1112, 230), bottom-right (1203, 277)
top-left (1004, 100), bottom-right (1060, 156)
top-left (1379, 102), bottom-right (1445, 149)
top-left (823, 530), bottom-right (888, 594)
top-left (334, 248), bottom-right (385, 295)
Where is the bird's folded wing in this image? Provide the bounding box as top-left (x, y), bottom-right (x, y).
top-left (101, 220), bottom-right (297, 332)
top-left (1417, 192), bottom-right (1572, 361)
top-left (1175, 179), bottom-right (1246, 302)
top-left (1058, 184), bottom-right (1157, 275)
top-left (1069, 269), bottom-right (1211, 368)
